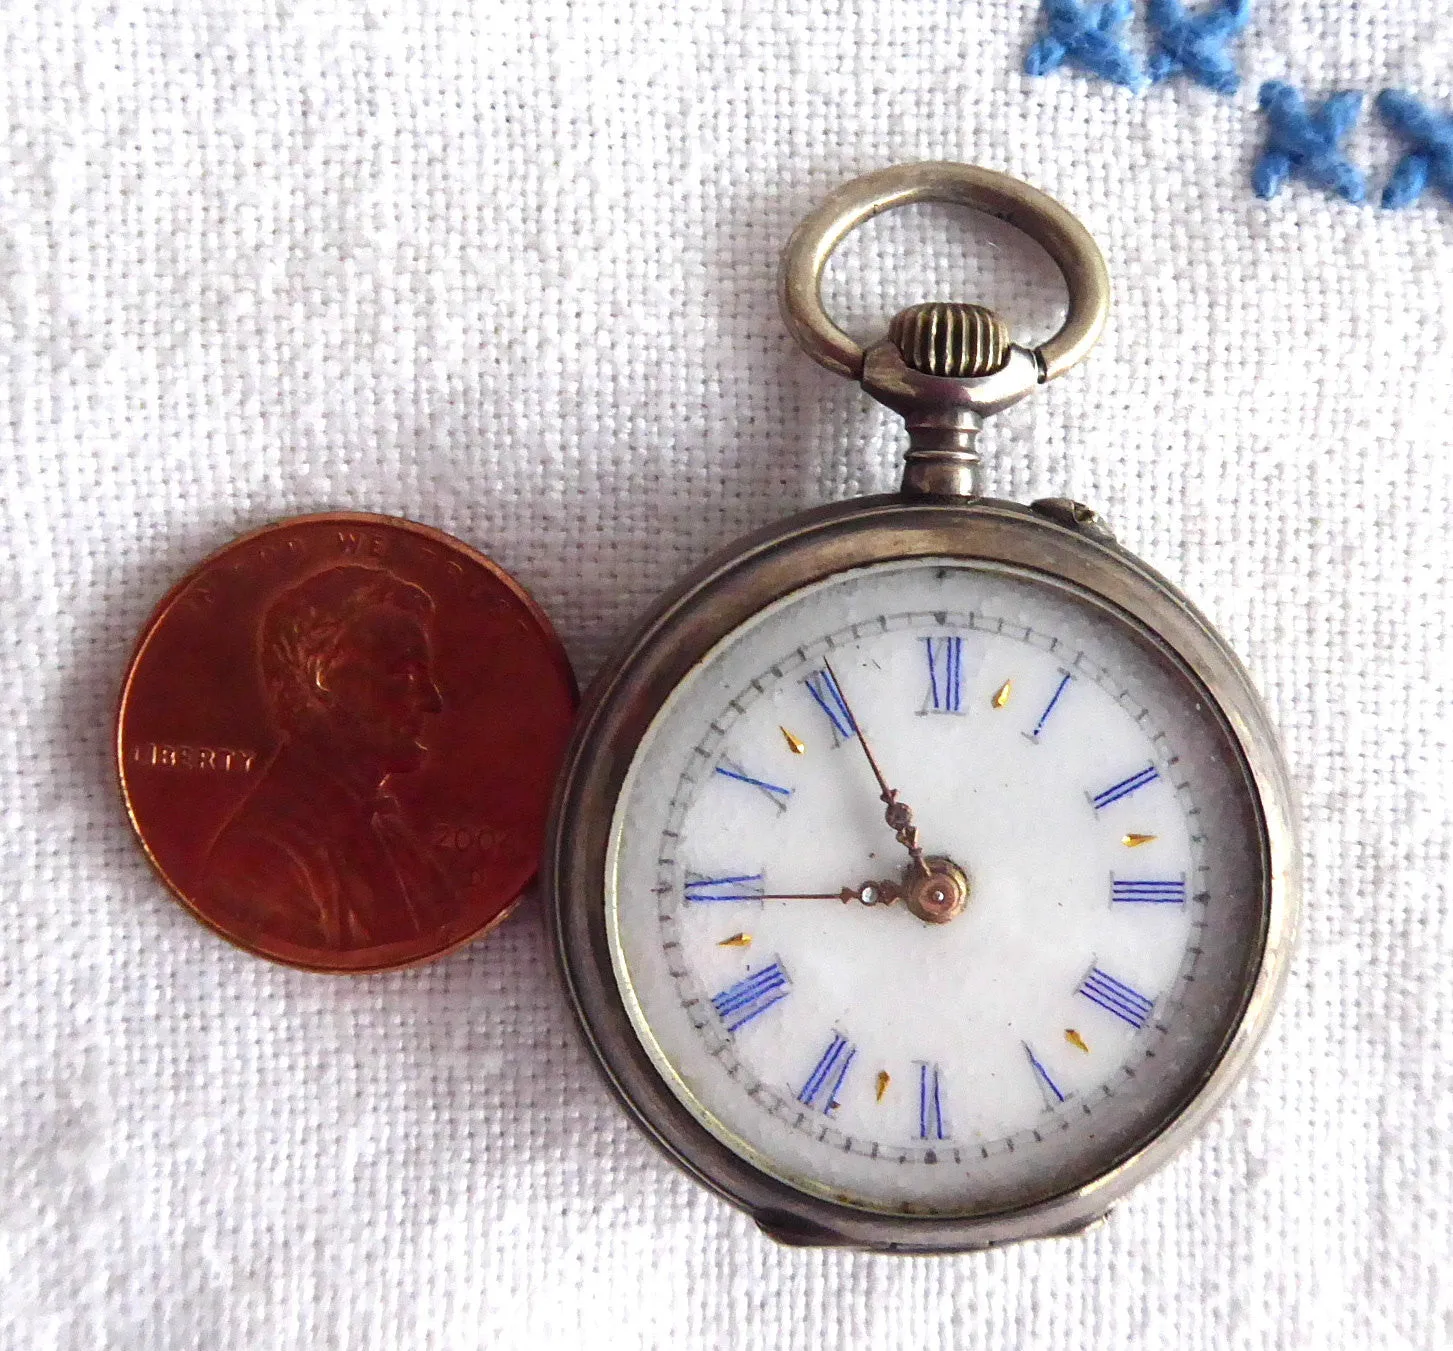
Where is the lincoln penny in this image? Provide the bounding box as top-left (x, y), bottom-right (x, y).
top-left (116, 513), bottom-right (577, 973)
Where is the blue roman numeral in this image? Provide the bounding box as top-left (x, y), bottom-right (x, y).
top-left (683, 872), bottom-right (765, 903)
top-left (923, 636), bottom-right (964, 714)
top-left (1026, 672), bottom-right (1072, 740)
top-left (803, 666), bottom-right (856, 742)
top-left (1090, 763), bottom-right (1161, 811)
top-left (1111, 875), bottom-right (1187, 904)
top-left (711, 961), bottom-right (790, 1032)
top-left (714, 757), bottom-right (792, 811)
top-left (1077, 966), bottom-right (1156, 1029)
top-left (797, 1031), bottom-right (856, 1116)
top-left (1024, 1042), bottom-right (1066, 1105)
top-left (918, 1062), bottom-right (949, 1139)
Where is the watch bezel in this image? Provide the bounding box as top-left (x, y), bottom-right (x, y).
top-left (542, 495), bottom-right (1299, 1253)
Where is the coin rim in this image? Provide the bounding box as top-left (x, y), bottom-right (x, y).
top-left (115, 511), bottom-right (578, 974)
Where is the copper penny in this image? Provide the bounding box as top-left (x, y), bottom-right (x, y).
top-left (116, 513), bottom-right (578, 973)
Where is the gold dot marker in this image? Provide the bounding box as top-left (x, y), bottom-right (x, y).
top-left (875, 1071), bottom-right (891, 1101)
top-left (718, 933), bottom-right (752, 948)
top-left (780, 726), bottom-right (806, 755)
top-left (1121, 833), bottom-right (1157, 848)
top-left (991, 679), bottom-right (1013, 709)
top-left (1065, 1029), bottom-right (1090, 1053)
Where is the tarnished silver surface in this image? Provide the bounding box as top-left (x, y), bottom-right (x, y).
top-left (543, 495), bottom-right (1300, 1255)
top-left (544, 163), bottom-right (1295, 1254)
top-left (778, 162), bottom-right (1111, 499)
top-left (889, 302), bottom-right (1010, 379)
top-left (778, 161), bottom-right (1110, 382)
top-left (859, 341), bottom-right (1042, 497)
top-left (1030, 496), bottom-right (1118, 543)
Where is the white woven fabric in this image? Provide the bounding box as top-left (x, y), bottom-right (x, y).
top-left (3, 2), bottom-right (1450, 1347)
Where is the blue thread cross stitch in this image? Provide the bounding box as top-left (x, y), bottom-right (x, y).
top-left (1253, 82), bottom-right (1366, 204)
top-left (1025, 0), bottom-right (1146, 92)
top-left (1377, 90), bottom-right (1453, 209)
top-left (1147, 0), bottom-right (1251, 95)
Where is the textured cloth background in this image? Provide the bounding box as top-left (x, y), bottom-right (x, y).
top-left (2, 3), bottom-right (1450, 1348)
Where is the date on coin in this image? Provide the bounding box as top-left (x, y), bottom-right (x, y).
top-left (116, 513), bottom-right (577, 973)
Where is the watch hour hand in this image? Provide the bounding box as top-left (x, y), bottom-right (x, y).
top-left (822, 658), bottom-right (930, 878)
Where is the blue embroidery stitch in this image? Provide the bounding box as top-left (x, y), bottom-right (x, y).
top-left (1254, 81), bottom-right (1366, 204)
top-left (1146, 0), bottom-right (1251, 95)
top-left (1025, 0), bottom-right (1146, 92)
top-left (1377, 90), bottom-right (1453, 210)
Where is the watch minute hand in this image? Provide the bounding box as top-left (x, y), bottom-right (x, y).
top-left (756, 880), bottom-right (902, 907)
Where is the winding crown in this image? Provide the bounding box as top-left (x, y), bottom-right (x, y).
top-left (888, 302), bottom-right (1010, 379)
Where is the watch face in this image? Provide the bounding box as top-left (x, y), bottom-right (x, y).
top-left (605, 557), bottom-right (1268, 1217)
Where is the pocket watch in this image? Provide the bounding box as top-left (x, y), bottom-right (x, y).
top-left (543, 163), bottom-right (1298, 1253)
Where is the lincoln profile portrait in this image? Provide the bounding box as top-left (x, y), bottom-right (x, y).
top-left (206, 565), bottom-right (454, 951)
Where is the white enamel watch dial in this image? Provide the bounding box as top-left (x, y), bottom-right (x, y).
top-left (605, 558), bottom-right (1267, 1216)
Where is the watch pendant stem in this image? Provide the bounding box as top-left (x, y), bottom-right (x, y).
top-left (893, 303), bottom-right (994, 495)
top-left (902, 438), bottom-right (984, 498)
top-left (862, 302), bottom-right (1044, 501)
